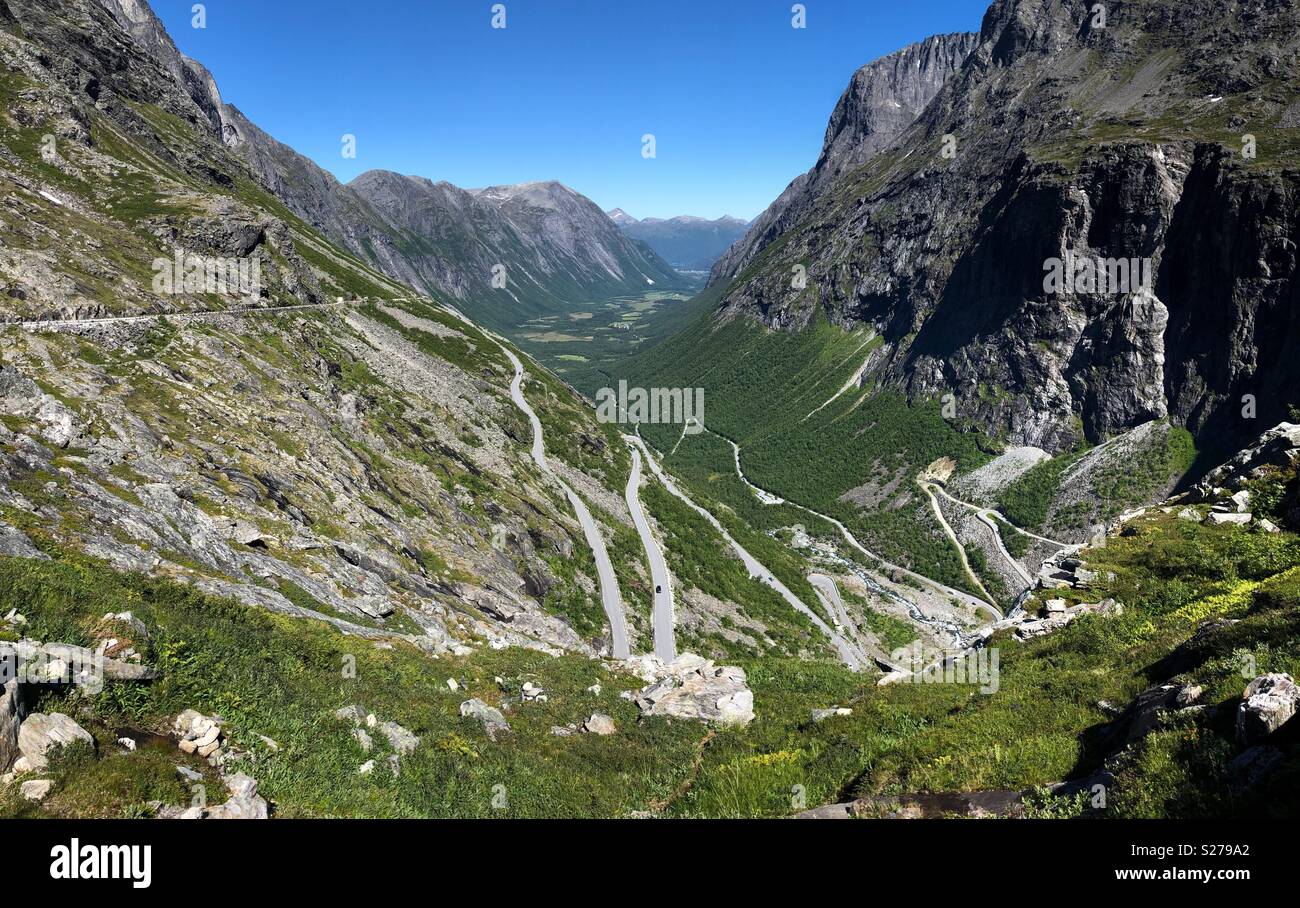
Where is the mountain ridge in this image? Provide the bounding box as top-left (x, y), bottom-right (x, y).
top-left (711, 30), bottom-right (980, 285)
top-left (695, 0), bottom-right (1300, 460)
top-left (95, 0), bottom-right (683, 334)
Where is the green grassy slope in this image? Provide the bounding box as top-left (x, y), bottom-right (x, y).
top-left (6, 465), bottom-right (1297, 818)
top-left (616, 298), bottom-right (994, 590)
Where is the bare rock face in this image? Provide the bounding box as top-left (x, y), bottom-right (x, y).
top-left (712, 32), bottom-right (978, 284)
top-left (0, 367), bottom-right (78, 448)
top-left (0, 522), bottom-right (46, 560)
top-left (631, 654), bottom-right (755, 726)
top-left (704, 0), bottom-right (1300, 457)
top-left (1237, 673), bottom-right (1299, 748)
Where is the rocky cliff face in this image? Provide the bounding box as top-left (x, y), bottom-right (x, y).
top-left (704, 0), bottom-right (1300, 460)
top-left (711, 32), bottom-right (978, 284)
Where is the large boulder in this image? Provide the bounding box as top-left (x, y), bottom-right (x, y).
top-left (16, 712), bottom-right (95, 771)
top-left (1237, 673), bottom-right (1299, 748)
top-left (459, 699), bottom-right (510, 740)
top-left (0, 522), bottom-right (48, 560)
top-left (632, 656), bottom-right (755, 726)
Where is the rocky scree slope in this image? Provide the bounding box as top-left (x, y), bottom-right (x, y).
top-left (705, 0), bottom-right (1300, 461)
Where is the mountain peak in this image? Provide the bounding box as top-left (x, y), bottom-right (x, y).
top-left (712, 31), bottom-right (978, 284)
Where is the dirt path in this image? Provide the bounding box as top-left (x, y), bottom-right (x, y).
top-left (13, 300), bottom-right (348, 331)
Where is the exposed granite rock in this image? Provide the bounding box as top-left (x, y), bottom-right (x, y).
top-left (16, 712), bottom-right (95, 771)
top-left (459, 698), bottom-right (511, 740)
top-left (0, 522), bottom-right (46, 560)
top-left (1237, 673), bottom-right (1298, 748)
top-left (630, 654), bottom-right (755, 726)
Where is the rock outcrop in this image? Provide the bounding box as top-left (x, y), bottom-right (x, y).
top-left (1237, 673), bottom-right (1299, 748)
top-left (628, 654), bottom-right (755, 726)
top-left (1189, 423), bottom-right (1300, 505)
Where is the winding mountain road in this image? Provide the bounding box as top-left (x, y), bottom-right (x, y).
top-left (808, 573), bottom-right (904, 672)
top-left (919, 481), bottom-right (998, 606)
top-left (12, 300), bottom-right (349, 331)
top-left (707, 429), bottom-right (1001, 621)
top-left (930, 484), bottom-right (1071, 550)
top-left (627, 434), bottom-right (866, 671)
top-left (624, 442), bottom-right (676, 663)
top-left (494, 340), bottom-right (631, 660)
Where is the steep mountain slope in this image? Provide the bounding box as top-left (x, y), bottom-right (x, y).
top-left (701, 0), bottom-right (1300, 462)
top-left (0, 0), bottom-right (836, 672)
top-left (712, 31), bottom-right (979, 283)
top-left (93, 0), bottom-right (683, 336)
top-left (0, 0), bottom-right (659, 659)
top-left (345, 174), bottom-right (681, 329)
top-left (1, 0), bottom-right (1298, 822)
top-left (610, 212), bottom-right (750, 271)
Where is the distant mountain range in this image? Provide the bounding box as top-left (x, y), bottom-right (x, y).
top-left (607, 211), bottom-right (750, 271)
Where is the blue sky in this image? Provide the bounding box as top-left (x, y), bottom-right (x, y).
top-left (156, 0), bottom-right (989, 220)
